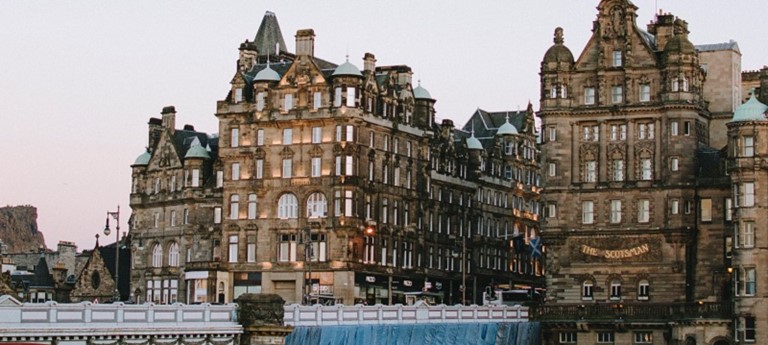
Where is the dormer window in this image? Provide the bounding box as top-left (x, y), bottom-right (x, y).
top-left (612, 51), bottom-right (622, 67)
top-left (234, 88), bottom-right (243, 103)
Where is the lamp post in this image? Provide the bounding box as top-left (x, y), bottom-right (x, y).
top-left (103, 205), bottom-right (120, 302)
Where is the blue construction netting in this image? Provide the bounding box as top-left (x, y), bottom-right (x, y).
top-left (285, 322), bottom-right (540, 345)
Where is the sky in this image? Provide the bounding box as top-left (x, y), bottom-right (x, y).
top-left (0, 1), bottom-right (765, 251)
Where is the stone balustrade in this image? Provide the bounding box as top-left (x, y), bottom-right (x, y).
top-left (283, 303), bottom-right (529, 326)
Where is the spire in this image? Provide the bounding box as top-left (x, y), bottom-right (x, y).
top-left (254, 11), bottom-right (287, 57)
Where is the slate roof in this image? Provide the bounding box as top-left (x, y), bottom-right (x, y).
top-left (173, 130), bottom-right (219, 162)
top-left (253, 11), bottom-right (287, 56)
top-left (696, 41), bottom-right (740, 53)
top-left (98, 241), bottom-right (131, 301)
top-left (450, 108), bottom-right (530, 150)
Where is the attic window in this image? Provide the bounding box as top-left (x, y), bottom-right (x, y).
top-left (612, 51), bottom-right (622, 67)
top-left (234, 88), bottom-right (243, 103)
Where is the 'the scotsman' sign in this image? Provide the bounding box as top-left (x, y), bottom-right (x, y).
top-left (580, 243), bottom-right (650, 259)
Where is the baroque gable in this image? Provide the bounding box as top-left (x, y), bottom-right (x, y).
top-left (147, 130), bottom-right (183, 172)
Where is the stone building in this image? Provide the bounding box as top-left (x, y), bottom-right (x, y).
top-left (69, 237), bottom-right (117, 303)
top-left (129, 11), bottom-right (543, 306)
top-left (535, 0), bottom-right (743, 344)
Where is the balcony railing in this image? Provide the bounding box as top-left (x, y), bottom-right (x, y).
top-left (530, 302), bottom-right (732, 322)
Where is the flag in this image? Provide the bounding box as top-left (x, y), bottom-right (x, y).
top-left (530, 236), bottom-right (542, 259)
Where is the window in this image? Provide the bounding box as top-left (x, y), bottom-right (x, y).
top-left (256, 92), bottom-right (265, 111)
top-left (547, 203), bottom-right (557, 218)
top-left (278, 234), bottom-right (297, 262)
top-left (234, 88), bottom-right (243, 103)
top-left (310, 234), bottom-right (327, 262)
top-left (278, 193), bottom-right (298, 219)
top-left (153, 212), bottom-right (160, 228)
top-left (170, 210), bottom-right (177, 226)
top-left (671, 157), bottom-right (679, 172)
top-left (671, 121), bottom-right (679, 136)
top-left (363, 236), bottom-right (375, 264)
top-left (334, 87), bottom-right (342, 107)
top-left (306, 192), bottom-right (327, 218)
top-left (216, 171), bottom-right (223, 188)
top-left (256, 129), bottom-right (264, 146)
top-left (610, 200), bottom-right (622, 224)
top-left (741, 221), bottom-right (755, 248)
top-left (638, 199), bottom-right (650, 223)
top-left (282, 159), bottom-right (292, 178)
top-left (559, 332), bottom-right (576, 344)
top-left (582, 281), bottom-right (593, 300)
top-left (585, 160), bottom-right (597, 182)
top-left (406, 141), bottom-right (412, 157)
top-left (214, 207), bottom-right (222, 224)
top-left (684, 200), bottom-right (693, 214)
top-left (248, 194), bottom-right (257, 219)
top-left (168, 242), bottom-right (180, 267)
top-left (152, 244), bottom-right (163, 268)
top-left (247, 236), bottom-right (256, 262)
top-left (228, 235), bottom-right (238, 263)
top-left (683, 121), bottom-right (691, 136)
top-left (284, 93), bottom-right (293, 111)
top-left (255, 159), bottom-right (264, 179)
top-left (229, 194), bottom-right (239, 220)
top-left (183, 209), bottom-right (189, 225)
top-left (313, 92), bottom-right (322, 110)
top-left (612, 160), bottom-right (624, 181)
top-left (191, 169), bottom-right (200, 187)
top-left (612, 50), bottom-right (622, 67)
top-left (743, 316), bottom-right (756, 342)
top-left (725, 198), bottom-right (733, 222)
top-left (312, 127), bottom-right (322, 144)
top-left (634, 331), bottom-right (652, 344)
top-left (548, 127), bottom-right (556, 141)
top-left (612, 86), bottom-right (623, 104)
top-left (639, 84), bottom-right (651, 102)
top-left (232, 163), bottom-right (240, 181)
top-left (638, 280), bottom-right (650, 300)
top-left (671, 199), bottom-right (679, 215)
top-left (548, 163), bottom-right (556, 177)
top-left (745, 268), bottom-right (756, 296)
top-left (311, 157), bottom-right (321, 177)
top-left (582, 201), bottom-right (594, 224)
top-left (584, 87), bottom-right (595, 105)
top-left (610, 280), bottom-right (622, 300)
top-left (700, 198), bottom-right (712, 222)
top-left (743, 183), bottom-right (755, 207)
top-left (744, 136), bottom-right (755, 157)
top-left (346, 87), bottom-right (356, 107)
top-left (641, 158), bottom-right (652, 180)
top-left (231, 128), bottom-right (239, 148)
top-left (282, 128), bottom-right (293, 145)
top-left (334, 190), bottom-right (354, 217)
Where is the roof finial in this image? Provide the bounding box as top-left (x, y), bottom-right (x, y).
top-left (554, 27), bottom-right (564, 44)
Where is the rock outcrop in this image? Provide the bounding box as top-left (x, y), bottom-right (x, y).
top-left (0, 206), bottom-right (47, 253)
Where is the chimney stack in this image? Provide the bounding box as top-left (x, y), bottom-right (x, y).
top-left (161, 105), bottom-right (176, 134)
top-left (295, 29), bottom-right (315, 56)
top-left (364, 53), bottom-right (377, 73)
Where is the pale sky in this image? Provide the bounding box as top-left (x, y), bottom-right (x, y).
top-left (0, 1), bottom-right (765, 251)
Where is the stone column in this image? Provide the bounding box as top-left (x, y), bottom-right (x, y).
top-left (236, 294), bottom-right (293, 345)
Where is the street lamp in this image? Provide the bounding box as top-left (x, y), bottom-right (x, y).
top-left (103, 205), bottom-right (120, 302)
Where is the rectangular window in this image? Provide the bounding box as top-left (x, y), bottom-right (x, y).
top-left (744, 136), bottom-right (755, 157)
top-left (313, 92), bottom-right (322, 110)
top-left (725, 198), bottom-right (733, 222)
top-left (406, 141), bottom-right (412, 157)
top-left (284, 94), bottom-right (293, 111)
top-left (745, 268), bottom-right (756, 296)
top-left (346, 87), bottom-right (356, 107)
top-left (611, 200), bottom-right (622, 224)
top-left (247, 236), bottom-right (256, 263)
top-left (582, 201), bottom-right (594, 224)
top-left (559, 332), bottom-right (576, 344)
top-left (256, 92), bottom-right (265, 111)
top-left (232, 163), bottom-right (240, 181)
top-left (548, 163), bottom-right (556, 177)
top-left (311, 157), bottom-right (321, 177)
top-left (216, 171), bottom-right (223, 188)
top-left (613, 160), bottom-right (624, 181)
top-left (612, 86), bottom-right (623, 104)
top-left (346, 125), bottom-right (354, 142)
top-left (393, 138), bottom-right (399, 155)
top-left (257, 129), bottom-right (264, 146)
top-left (345, 155), bottom-right (354, 176)
top-left (582, 282), bottom-right (593, 300)
top-left (744, 316), bottom-right (756, 342)
top-left (612, 50), bottom-right (622, 67)
top-left (671, 157), bottom-right (679, 172)
top-left (228, 235), bottom-right (238, 263)
top-left (700, 198), bottom-right (712, 222)
top-left (231, 128), bottom-right (239, 148)
top-left (743, 183), bottom-right (755, 207)
top-left (620, 124), bottom-right (627, 140)
top-left (548, 127), bottom-right (556, 141)
top-left (597, 332), bottom-right (614, 344)
top-left (671, 199), bottom-right (679, 215)
top-left (684, 121), bottom-right (691, 136)
top-left (634, 332), bottom-right (652, 344)
top-left (638, 281), bottom-right (650, 300)
top-left (312, 127), bottom-right (322, 144)
top-left (610, 281), bottom-right (622, 300)
top-left (255, 159), bottom-right (263, 179)
top-left (191, 169), bottom-right (200, 187)
top-left (234, 88), bottom-right (243, 103)
top-left (638, 199), bottom-right (650, 223)
top-left (639, 84), bottom-right (651, 102)
top-left (743, 222), bottom-right (755, 248)
top-left (547, 203), bottom-right (557, 218)
top-left (671, 121), bottom-right (679, 136)
top-left (278, 234), bottom-right (297, 262)
top-left (639, 124), bottom-right (647, 140)
top-left (584, 87), bottom-right (595, 105)
top-left (641, 159), bottom-right (652, 180)
top-left (282, 128), bottom-right (293, 145)
top-left (334, 87), bottom-right (342, 107)
top-left (183, 209), bottom-right (189, 225)
top-left (282, 159), bottom-right (292, 178)
top-left (214, 207), bottom-right (222, 224)
top-left (170, 210), bottom-right (177, 226)
top-left (585, 161), bottom-right (597, 182)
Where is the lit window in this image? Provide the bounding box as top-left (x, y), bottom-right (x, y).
top-left (282, 128), bottom-right (293, 145)
top-left (637, 280), bottom-right (650, 301)
top-left (584, 87), bottom-right (595, 105)
top-left (228, 235), bottom-right (238, 263)
top-left (638, 199), bottom-right (650, 223)
top-left (582, 201), bottom-right (594, 224)
top-left (277, 193), bottom-right (298, 219)
top-left (610, 280), bottom-right (622, 300)
top-left (700, 198), bottom-right (712, 222)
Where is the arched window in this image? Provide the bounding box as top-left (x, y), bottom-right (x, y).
top-left (582, 281), bottom-right (593, 300)
top-left (168, 242), bottom-right (180, 267)
top-left (152, 244), bottom-right (163, 268)
top-left (610, 279), bottom-right (622, 300)
top-left (248, 194), bottom-right (257, 219)
top-left (230, 194), bottom-right (240, 220)
top-left (278, 193), bottom-right (298, 219)
top-left (638, 279), bottom-right (650, 300)
top-left (306, 192), bottom-right (327, 218)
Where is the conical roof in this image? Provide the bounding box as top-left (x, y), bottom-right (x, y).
top-left (731, 93), bottom-right (768, 123)
top-left (254, 65), bottom-right (281, 82)
top-left (133, 150), bottom-right (151, 166)
top-left (413, 84), bottom-right (432, 100)
top-left (466, 132), bottom-right (483, 150)
top-left (496, 116), bottom-right (518, 136)
top-left (254, 11), bottom-right (287, 56)
top-left (185, 137), bottom-right (210, 159)
top-left (543, 27), bottom-right (574, 64)
top-left (333, 60), bottom-right (363, 77)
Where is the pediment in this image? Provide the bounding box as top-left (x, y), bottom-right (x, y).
top-left (147, 130), bottom-right (183, 171)
top-left (280, 55), bottom-right (327, 87)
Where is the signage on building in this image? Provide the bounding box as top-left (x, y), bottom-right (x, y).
top-left (580, 243), bottom-right (650, 259)
top-left (365, 276), bottom-right (376, 283)
top-left (403, 280), bottom-right (412, 287)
